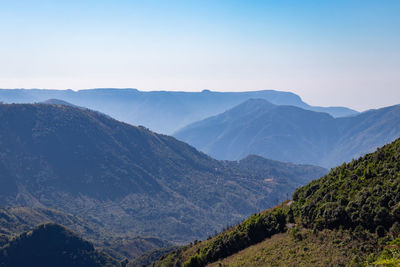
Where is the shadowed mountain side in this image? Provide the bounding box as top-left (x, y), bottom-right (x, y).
top-left (0, 223), bottom-right (121, 267)
top-left (175, 99), bottom-right (400, 168)
top-left (0, 88), bottom-right (358, 134)
top-left (0, 103), bottom-right (326, 243)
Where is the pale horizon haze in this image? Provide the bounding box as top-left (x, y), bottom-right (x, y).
top-left (1, 0), bottom-right (399, 111)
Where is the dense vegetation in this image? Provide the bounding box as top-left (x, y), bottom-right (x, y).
top-left (0, 223), bottom-right (120, 267)
top-left (0, 103), bottom-right (326, 242)
top-left (155, 137), bottom-right (400, 266)
top-left (291, 138), bottom-right (400, 234)
top-left (175, 98), bottom-right (400, 167)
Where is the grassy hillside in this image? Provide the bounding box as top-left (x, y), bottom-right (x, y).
top-left (154, 137), bottom-right (400, 266)
top-left (208, 229), bottom-right (377, 267)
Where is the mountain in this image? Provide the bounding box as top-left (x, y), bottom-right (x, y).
top-left (0, 223), bottom-right (121, 267)
top-left (174, 99), bottom-right (338, 166)
top-left (174, 99), bottom-right (400, 167)
top-left (154, 137), bottom-right (400, 266)
top-left (0, 103), bottom-right (326, 243)
top-left (0, 88), bottom-right (358, 134)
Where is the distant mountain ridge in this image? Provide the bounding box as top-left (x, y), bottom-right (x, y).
top-left (174, 99), bottom-right (400, 167)
top-left (0, 103), bottom-right (326, 243)
top-left (0, 88), bottom-right (358, 134)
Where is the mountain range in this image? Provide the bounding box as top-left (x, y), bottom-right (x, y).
top-left (2, 89), bottom-right (398, 266)
top-left (0, 88), bottom-right (358, 134)
top-left (174, 98), bottom-right (400, 167)
top-left (0, 102), bottom-right (326, 244)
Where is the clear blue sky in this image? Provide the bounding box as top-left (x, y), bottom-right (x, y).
top-left (1, 0), bottom-right (399, 110)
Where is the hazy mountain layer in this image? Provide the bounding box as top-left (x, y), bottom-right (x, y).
top-left (0, 88), bottom-right (358, 134)
top-left (174, 99), bottom-right (400, 167)
top-left (0, 103), bottom-right (326, 243)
